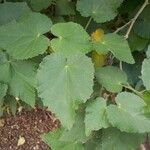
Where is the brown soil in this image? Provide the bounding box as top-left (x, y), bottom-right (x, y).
top-left (0, 108), bottom-right (59, 150)
top-left (0, 108), bottom-right (149, 150)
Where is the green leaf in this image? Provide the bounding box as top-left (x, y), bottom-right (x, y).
top-left (0, 52), bottom-right (36, 107)
top-left (94, 33), bottom-right (135, 64)
top-left (95, 66), bottom-right (127, 93)
top-left (0, 51), bottom-right (12, 83)
top-left (0, 83), bottom-right (8, 99)
top-left (9, 61), bottom-right (37, 107)
top-left (146, 45), bottom-right (150, 58)
top-left (60, 110), bottom-right (86, 142)
top-left (0, 2), bottom-right (31, 25)
top-left (134, 5), bottom-right (150, 39)
top-left (42, 129), bottom-right (84, 150)
top-left (128, 31), bottom-right (149, 52)
top-left (97, 128), bottom-right (145, 150)
top-left (0, 82), bottom-right (7, 116)
top-left (28, 0), bottom-right (52, 11)
top-left (85, 97), bottom-right (109, 136)
top-left (76, 0), bottom-right (123, 23)
top-left (107, 92), bottom-right (150, 133)
top-left (142, 58), bottom-right (150, 90)
top-left (37, 53), bottom-right (94, 129)
top-left (56, 0), bottom-right (75, 16)
top-left (122, 57), bottom-right (142, 86)
top-left (50, 22), bottom-right (91, 56)
top-left (119, 0), bottom-right (144, 14)
top-left (0, 13), bottom-right (52, 59)
top-left (143, 91), bottom-right (150, 105)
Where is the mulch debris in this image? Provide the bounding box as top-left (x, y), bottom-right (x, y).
top-left (0, 108), bottom-right (150, 150)
top-left (0, 108), bottom-right (59, 150)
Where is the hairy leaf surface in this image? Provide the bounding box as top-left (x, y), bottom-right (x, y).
top-left (37, 53), bottom-right (94, 129)
top-left (77, 0), bottom-right (123, 23)
top-left (0, 13), bottom-right (52, 59)
top-left (95, 66), bottom-right (127, 93)
top-left (50, 22), bottom-right (91, 56)
top-left (107, 92), bottom-right (150, 133)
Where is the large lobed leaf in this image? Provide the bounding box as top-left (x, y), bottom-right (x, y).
top-left (0, 51), bottom-right (37, 107)
top-left (37, 53), bottom-right (94, 129)
top-left (0, 2), bottom-right (31, 25)
top-left (107, 92), bottom-right (150, 133)
top-left (0, 13), bottom-right (52, 59)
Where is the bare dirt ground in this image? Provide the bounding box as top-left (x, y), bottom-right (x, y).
top-left (0, 108), bottom-right (59, 150)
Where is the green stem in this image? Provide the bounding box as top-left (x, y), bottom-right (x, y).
top-left (119, 61), bottom-right (123, 70)
top-left (124, 0), bottom-right (149, 39)
top-left (122, 84), bottom-right (143, 98)
top-left (114, 21), bottom-right (132, 34)
top-left (85, 17), bottom-right (92, 30)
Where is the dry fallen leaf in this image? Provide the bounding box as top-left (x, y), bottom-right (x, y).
top-left (17, 136), bottom-right (25, 146)
top-left (0, 119), bottom-right (5, 127)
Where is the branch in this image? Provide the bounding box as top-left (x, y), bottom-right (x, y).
top-left (114, 20), bottom-right (132, 34)
top-left (114, 0), bottom-right (149, 37)
top-left (124, 0), bottom-right (149, 39)
top-left (122, 84), bottom-right (143, 98)
top-left (85, 17), bottom-right (92, 30)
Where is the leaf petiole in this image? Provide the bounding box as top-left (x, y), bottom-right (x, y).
top-left (85, 17), bottom-right (92, 30)
top-left (122, 84), bottom-right (143, 98)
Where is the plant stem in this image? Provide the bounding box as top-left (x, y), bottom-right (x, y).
top-left (122, 84), bottom-right (143, 98)
top-left (114, 20), bottom-right (132, 34)
top-left (85, 17), bottom-right (92, 30)
top-left (124, 0), bottom-right (149, 39)
top-left (119, 61), bottom-right (123, 70)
